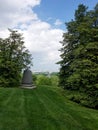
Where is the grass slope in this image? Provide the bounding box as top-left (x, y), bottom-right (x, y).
top-left (0, 86), bottom-right (98, 130)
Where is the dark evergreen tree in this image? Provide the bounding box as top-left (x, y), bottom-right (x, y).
top-left (0, 29), bottom-right (32, 87)
top-left (58, 4), bottom-right (98, 108)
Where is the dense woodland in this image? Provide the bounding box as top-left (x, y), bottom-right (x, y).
top-left (58, 4), bottom-right (98, 109)
top-left (0, 30), bottom-right (32, 87)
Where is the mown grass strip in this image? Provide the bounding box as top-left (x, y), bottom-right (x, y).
top-left (0, 86), bottom-right (98, 130)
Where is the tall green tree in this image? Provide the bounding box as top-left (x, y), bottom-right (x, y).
top-left (59, 4), bottom-right (98, 108)
top-left (58, 4), bottom-right (87, 88)
top-left (0, 29), bottom-right (32, 87)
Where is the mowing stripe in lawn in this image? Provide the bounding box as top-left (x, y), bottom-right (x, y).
top-left (0, 86), bottom-right (98, 130)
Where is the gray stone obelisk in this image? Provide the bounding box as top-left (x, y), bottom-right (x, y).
top-left (22, 68), bottom-right (33, 87)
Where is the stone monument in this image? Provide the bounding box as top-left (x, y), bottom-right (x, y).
top-left (21, 68), bottom-right (34, 88)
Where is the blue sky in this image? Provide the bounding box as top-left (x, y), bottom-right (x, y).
top-left (0, 0), bottom-right (98, 72)
top-left (34, 0), bottom-right (98, 28)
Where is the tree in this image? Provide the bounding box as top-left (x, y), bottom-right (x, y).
top-left (58, 4), bottom-right (87, 88)
top-left (58, 4), bottom-right (98, 109)
top-left (0, 29), bottom-right (32, 87)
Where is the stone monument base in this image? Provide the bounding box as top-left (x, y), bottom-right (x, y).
top-left (21, 84), bottom-right (36, 89)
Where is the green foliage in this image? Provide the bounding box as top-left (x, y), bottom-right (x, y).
top-left (35, 74), bottom-right (59, 87)
top-left (66, 73), bottom-right (81, 90)
top-left (36, 75), bottom-right (52, 86)
top-left (51, 75), bottom-right (59, 86)
top-left (63, 89), bottom-right (98, 109)
top-left (0, 29), bottom-right (32, 87)
top-left (58, 3), bottom-right (98, 109)
top-left (32, 74), bottom-right (37, 84)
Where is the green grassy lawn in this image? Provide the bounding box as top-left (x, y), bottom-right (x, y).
top-left (0, 86), bottom-right (98, 130)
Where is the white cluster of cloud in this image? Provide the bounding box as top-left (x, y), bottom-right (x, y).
top-left (0, 0), bottom-right (40, 29)
top-left (0, 0), bottom-right (63, 72)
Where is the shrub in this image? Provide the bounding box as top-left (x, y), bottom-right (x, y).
top-left (51, 76), bottom-right (59, 86)
top-left (36, 75), bottom-right (52, 86)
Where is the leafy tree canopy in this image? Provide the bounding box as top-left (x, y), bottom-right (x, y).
top-left (0, 29), bottom-right (32, 87)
